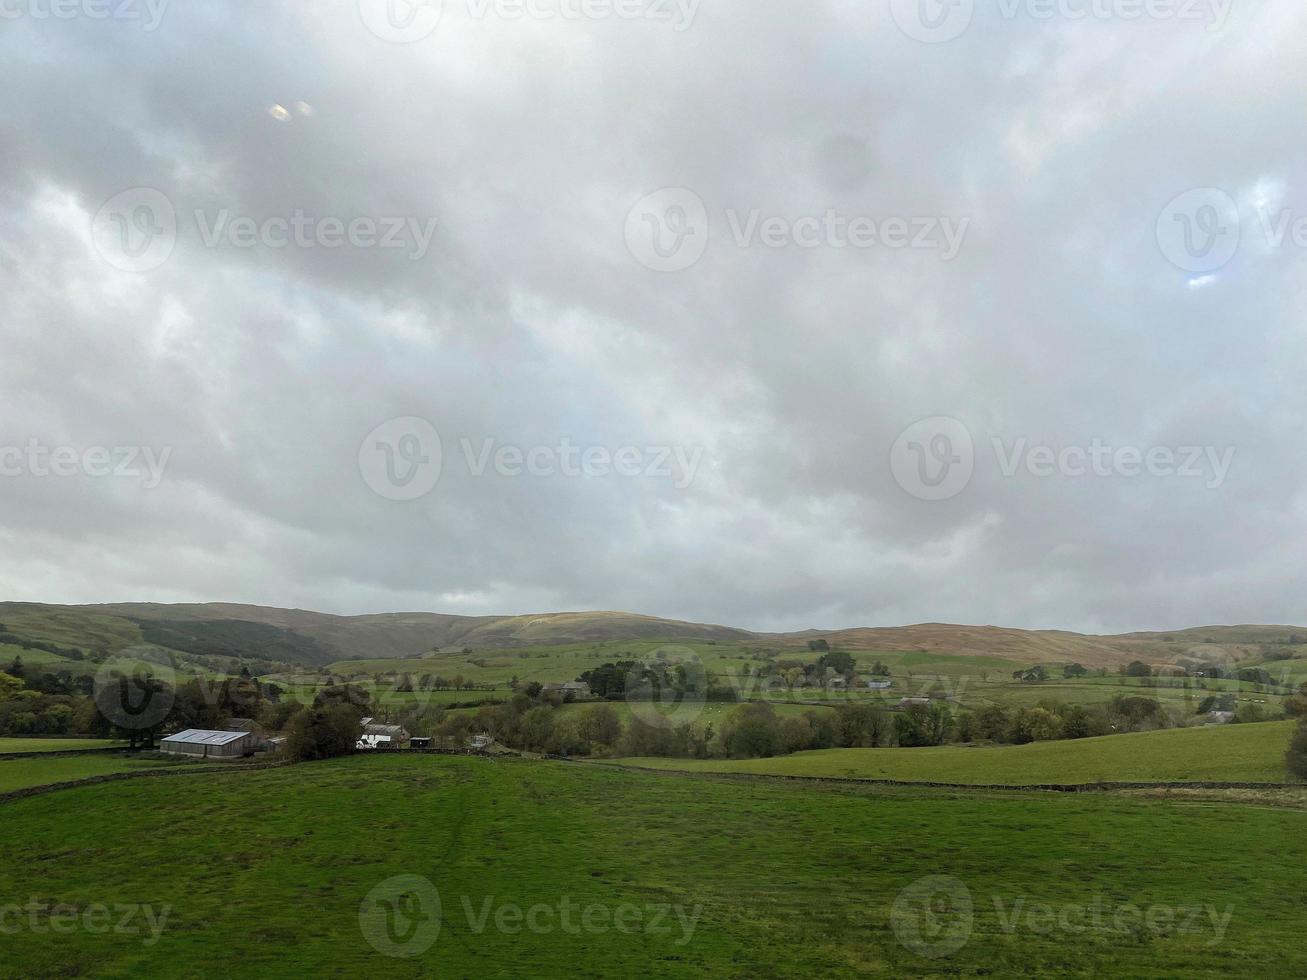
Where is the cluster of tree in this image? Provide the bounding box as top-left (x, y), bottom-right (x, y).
top-left (1285, 684), bottom-right (1307, 718)
top-left (579, 661), bottom-right (734, 702)
top-left (420, 692), bottom-right (955, 761)
top-left (0, 669), bottom-right (88, 735)
top-left (387, 673), bottom-right (485, 693)
top-left (953, 696), bottom-right (1176, 745)
top-left (1, 633), bottom-right (87, 660)
top-left (430, 692), bottom-right (628, 756)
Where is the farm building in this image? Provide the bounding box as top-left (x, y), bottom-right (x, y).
top-left (410, 737), bottom-right (432, 749)
top-left (544, 681), bottom-right (592, 698)
top-left (159, 729), bottom-right (256, 759)
top-left (357, 721), bottom-right (410, 750)
top-left (468, 734), bottom-right (493, 751)
top-left (867, 680), bottom-right (893, 690)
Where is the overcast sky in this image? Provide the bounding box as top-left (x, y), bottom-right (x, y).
top-left (0, 1), bottom-right (1303, 634)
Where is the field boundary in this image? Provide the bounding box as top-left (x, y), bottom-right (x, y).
top-left (0, 759), bottom-right (292, 805)
top-left (0, 747), bottom-right (126, 760)
top-left (587, 761), bottom-right (1304, 793)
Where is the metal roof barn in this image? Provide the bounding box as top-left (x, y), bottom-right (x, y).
top-left (159, 729), bottom-right (255, 759)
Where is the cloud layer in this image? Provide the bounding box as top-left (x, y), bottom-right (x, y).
top-left (1, 1), bottom-right (1303, 633)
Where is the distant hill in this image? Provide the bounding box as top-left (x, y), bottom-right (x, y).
top-left (1, 601), bottom-right (1304, 670)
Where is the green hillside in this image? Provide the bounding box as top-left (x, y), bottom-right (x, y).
top-left (1, 755), bottom-right (1304, 977)
top-left (613, 721), bottom-right (1298, 785)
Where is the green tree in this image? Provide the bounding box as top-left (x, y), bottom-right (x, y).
top-left (894, 702), bottom-right (951, 747)
top-left (818, 650), bottom-right (856, 674)
top-left (1059, 705), bottom-right (1093, 740)
top-left (576, 704), bottom-right (622, 747)
top-left (972, 705), bottom-right (1010, 742)
top-left (720, 702), bottom-right (781, 758)
top-left (285, 703), bottom-right (364, 760)
top-left (1287, 718), bottom-right (1307, 781)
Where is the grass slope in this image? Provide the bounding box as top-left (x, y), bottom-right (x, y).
top-left (0, 755), bottom-right (1305, 977)
top-left (614, 721), bottom-right (1298, 785)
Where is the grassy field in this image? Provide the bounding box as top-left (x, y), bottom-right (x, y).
top-left (0, 753), bottom-right (186, 794)
top-left (0, 754), bottom-right (1304, 977)
top-left (613, 721), bottom-right (1298, 785)
top-left (0, 738), bottom-right (122, 754)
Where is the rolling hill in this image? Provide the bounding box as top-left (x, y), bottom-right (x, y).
top-left (1, 600), bottom-right (1304, 672)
